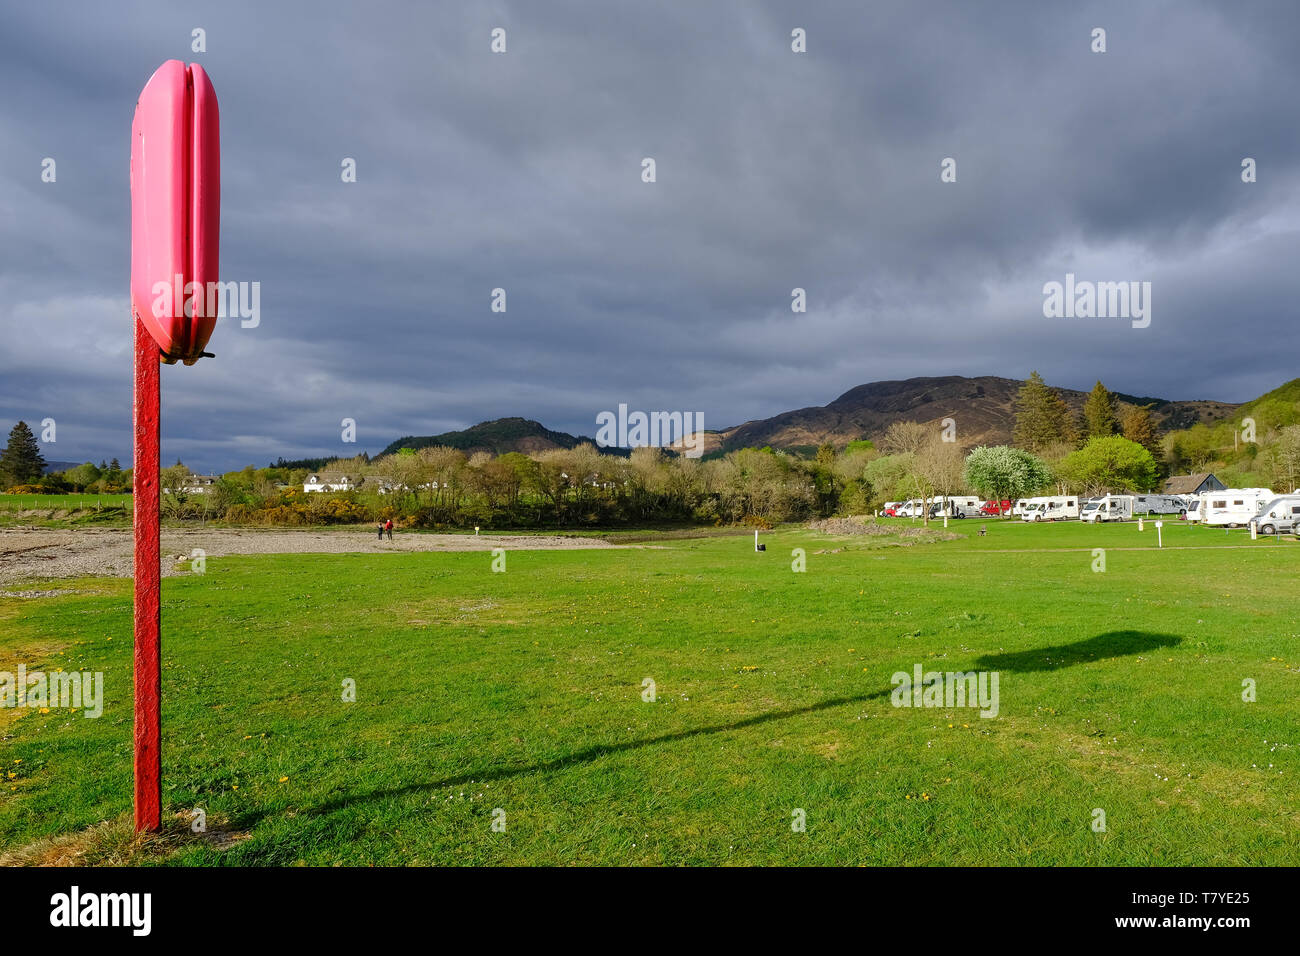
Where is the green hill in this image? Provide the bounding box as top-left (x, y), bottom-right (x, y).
top-left (1232, 378), bottom-right (1300, 428)
top-left (1161, 378), bottom-right (1300, 487)
top-left (380, 417), bottom-right (616, 458)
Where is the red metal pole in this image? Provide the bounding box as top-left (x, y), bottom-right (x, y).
top-left (133, 314), bottom-right (161, 832)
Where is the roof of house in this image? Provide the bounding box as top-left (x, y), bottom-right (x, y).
top-left (1163, 473), bottom-right (1216, 494)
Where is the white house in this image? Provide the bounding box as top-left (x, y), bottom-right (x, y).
top-left (376, 480), bottom-right (442, 495)
top-left (180, 474), bottom-right (218, 494)
top-left (303, 474), bottom-right (355, 493)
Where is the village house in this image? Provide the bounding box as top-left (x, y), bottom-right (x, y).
top-left (1163, 472), bottom-right (1226, 496)
top-left (303, 473), bottom-right (356, 493)
top-left (374, 479), bottom-right (442, 495)
top-left (180, 474), bottom-right (219, 494)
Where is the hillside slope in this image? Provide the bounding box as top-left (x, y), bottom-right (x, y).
top-left (699, 375), bottom-right (1239, 454)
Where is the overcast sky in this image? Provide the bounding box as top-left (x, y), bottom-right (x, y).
top-left (3, 0), bottom-right (1298, 472)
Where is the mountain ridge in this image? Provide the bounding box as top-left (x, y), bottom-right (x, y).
top-left (373, 374), bottom-right (1267, 460)
top-left (695, 375), bottom-right (1241, 455)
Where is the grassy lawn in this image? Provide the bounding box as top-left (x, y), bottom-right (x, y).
top-left (0, 493), bottom-right (132, 528)
top-left (0, 493), bottom-right (132, 510)
top-left (1, 520), bottom-right (1297, 865)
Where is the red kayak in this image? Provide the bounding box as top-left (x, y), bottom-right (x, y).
top-left (130, 60), bottom-right (220, 365)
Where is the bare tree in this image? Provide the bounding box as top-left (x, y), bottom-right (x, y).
top-left (912, 437), bottom-right (965, 524)
top-left (879, 421), bottom-right (930, 456)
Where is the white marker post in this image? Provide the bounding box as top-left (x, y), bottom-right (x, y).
top-left (754, 529), bottom-right (759, 552)
top-left (1155, 520), bottom-right (1163, 548)
top-left (1138, 516), bottom-right (1144, 532)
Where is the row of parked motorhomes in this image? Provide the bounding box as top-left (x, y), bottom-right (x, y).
top-left (880, 489), bottom-right (1300, 532)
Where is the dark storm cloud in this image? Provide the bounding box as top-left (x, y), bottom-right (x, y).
top-left (2, 0), bottom-right (1299, 471)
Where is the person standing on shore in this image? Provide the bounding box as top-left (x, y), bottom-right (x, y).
top-left (385, 518), bottom-right (393, 541)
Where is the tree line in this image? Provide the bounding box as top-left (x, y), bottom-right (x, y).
top-left (5, 371), bottom-right (1297, 526)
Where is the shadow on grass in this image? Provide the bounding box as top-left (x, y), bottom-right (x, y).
top-left (285, 631), bottom-right (1178, 821)
top-left (298, 686), bottom-right (898, 817)
top-left (975, 630), bottom-right (1182, 672)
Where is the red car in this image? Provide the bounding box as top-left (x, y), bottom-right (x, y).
top-left (979, 499), bottom-right (1012, 515)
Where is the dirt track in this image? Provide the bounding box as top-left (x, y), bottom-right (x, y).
top-left (0, 527), bottom-right (627, 587)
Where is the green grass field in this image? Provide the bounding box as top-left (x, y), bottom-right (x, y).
top-left (0, 494), bottom-right (132, 510)
top-left (2, 519), bottom-right (1298, 865)
top-left (0, 493), bottom-right (133, 528)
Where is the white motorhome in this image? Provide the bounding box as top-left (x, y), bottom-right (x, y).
top-left (897, 499), bottom-right (923, 517)
top-left (1201, 488), bottom-right (1274, 527)
top-left (1132, 494), bottom-right (1185, 515)
top-left (1080, 495), bottom-right (1133, 523)
top-left (1182, 495), bottom-right (1204, 522)
top-left (929, 495), bottom-right (982, 518)
top-left (1019, 496), bottom-right (1045, 519)
top-left (1021, 496), bottom-right (1080, 521)
top-left (1250, 495), bottom-right (1300, 535)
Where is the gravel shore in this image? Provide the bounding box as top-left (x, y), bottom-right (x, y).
top-left (0, 527), bottom-right (626, 586)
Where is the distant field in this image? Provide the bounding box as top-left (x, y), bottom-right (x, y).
top-left (0, 493), bottom-right (131, 510)
top-left (1, 520), bottom-right (1297, 865)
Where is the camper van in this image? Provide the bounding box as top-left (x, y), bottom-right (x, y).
top-left (1181, 496), bottom-right (1204, 522)
top-left (1080, 495), bottom-right (1133, 523)
top-left (881, 501), bottom-right (903, 516)
top-left (928, 496), bottom-right (982, 518)
top-left (1011, 499), bottom-right (1030, 517)
top-left (1021, 497), bottom-right (1080, 521)
top-left (1201, 489), bottom-right (1274, 528)
top-left (1249, 495), bottom-right (1300, 535)
top-left (897, 499), bottom-right (923, 518)
top-left (1133, 494), bottom-right (1185, 515)
top-left (1018, 497), bottom-right (1045, 519)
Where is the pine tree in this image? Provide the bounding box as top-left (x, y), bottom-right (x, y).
top-left (1013, 372), bottom-right (1074, 451)
top-left (1082, 381), bottom-right (1119, 439)
top-left (1058, 395), bottom-right (1080, 447)
top-left (1121, 404), bottom-right (1160, 456)
top-left (0, 421), bottom-right (47, 488)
